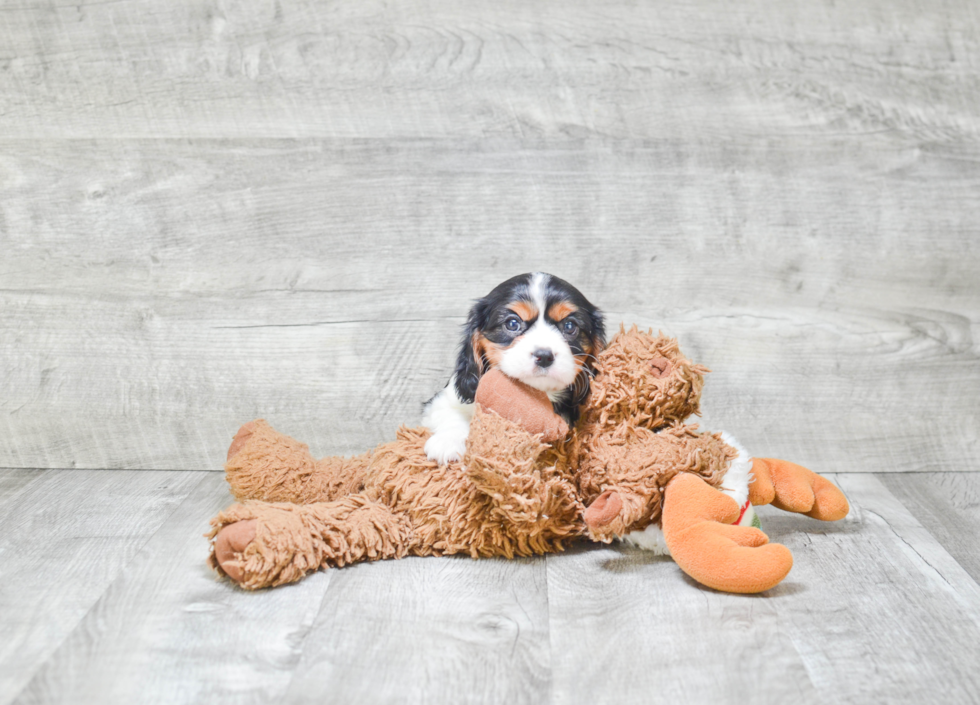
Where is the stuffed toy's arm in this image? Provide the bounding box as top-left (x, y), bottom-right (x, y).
top-left (474, 369), bottom-right (569, 442)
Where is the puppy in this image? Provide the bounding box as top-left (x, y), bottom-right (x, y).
top-left (422, 272), bottom-right (605, 464)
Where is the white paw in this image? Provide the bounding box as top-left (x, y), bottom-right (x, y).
top-left (424, 431), bottom-right (467, 465)
top-left (622, 524), bottom-right (672, 556)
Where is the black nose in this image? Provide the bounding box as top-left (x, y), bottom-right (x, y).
top-left (533, 348), bottom-right (555, 368)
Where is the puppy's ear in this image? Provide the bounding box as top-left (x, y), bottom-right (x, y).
top-left (561, 306), bottom-right (605, 423)
top-left (453, 298), bottom-right (491, 403)
top-left (589, 307), bottom-right (606, 357)
top-left (561, 367), bottom-right (593, 424)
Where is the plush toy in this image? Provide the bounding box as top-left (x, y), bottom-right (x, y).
top-left (543, 327), bottom-right (849, 592)
top-left (208, 326), bottom-right (848, 593)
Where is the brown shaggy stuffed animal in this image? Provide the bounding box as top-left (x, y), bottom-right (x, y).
top-left (548, 327), bottom-right (848, 592)
top-left (208, 326), bottom-right (848, 593)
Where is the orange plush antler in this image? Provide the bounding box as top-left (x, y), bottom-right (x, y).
top-left (662, 473), bottom-right (794, 594)
top-left (749, 458), bottom-right (849, 521)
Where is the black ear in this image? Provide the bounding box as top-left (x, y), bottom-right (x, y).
top-left (590, 307), bottom-right (607, 354)
top-left (556, 306), bottom-right (605, 424)
top-left (453, 298), bottom-right (491, 403)
top-left (552, 367), bottom-right (593, 425)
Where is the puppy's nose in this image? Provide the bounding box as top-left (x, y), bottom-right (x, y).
top-left (533, 348), bottom-right (555, 368)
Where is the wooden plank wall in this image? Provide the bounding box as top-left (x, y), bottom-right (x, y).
top-left (1, 0), bottom-right (978, 473)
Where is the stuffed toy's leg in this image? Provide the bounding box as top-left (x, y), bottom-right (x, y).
top-left (224, 420), bottom-right (371, 504)
top-left (748, 457), bottom-right (849, 521)
top-left (661, 473), bottom-right (794, 594)
top-left (207, 495), bottom-right (415, 589)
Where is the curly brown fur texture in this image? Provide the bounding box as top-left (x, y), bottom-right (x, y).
top-left (208, 408), bottom-right (584, 589)
top-left (224, 420), bottom-right (370, 504)
top-left (208, 326), bottom-right (744, 590)
top-left (579, 325), bottom-right (709, 434)
top-left (207, 495), bottom-right (414, 590)
top-left (557, 326), bottom-right (732, 539)
top-left (578, 425), bottom-right (736, 540)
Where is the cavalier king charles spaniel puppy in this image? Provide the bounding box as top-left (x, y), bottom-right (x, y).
top-left (422, 272), bottom-right (605, 465)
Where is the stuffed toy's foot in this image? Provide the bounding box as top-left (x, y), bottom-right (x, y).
top-left (662, 473), bottom-right (793, 594)
top-left (207, 496), bottom-right (415, 589)
top-left (212, 519), bottom-right (258, 584)
top-left (224, 419), bottom-right (320, 502)
top-left (749, 458), bottom-right (849, 521)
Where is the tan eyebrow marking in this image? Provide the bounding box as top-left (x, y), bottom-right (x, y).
top-left (547, 302), bottom-right (578, 321)
top-left (510, 301), bottom-right (538, 321)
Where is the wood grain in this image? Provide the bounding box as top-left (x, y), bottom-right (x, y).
top-left (282, 555), bottom-right (551, 704)
top-left (878, 472), bottom-right (980, 584)
top-left (545, 544), bottom-right (818, 705)
top-left (1, 138), bottom-right (977, 471)
top-left (0, 0), bottom-right (977, 140)
top-left (3, 471), bottom-right (980, 703)
top-left (11, 473), bottom-right (333, 705)
top-left (545, 473), bottom-right (980, 704)
top-left (2, 0), bottom-right (979, 702)
top-left (0, 469), bottom-right (42, 504)
top-left (755, 474), bottom-right (980, 704)
top-left (2, 0), bottom-right (978, 474)
top-left (0, 470), bottom-right (205, 704)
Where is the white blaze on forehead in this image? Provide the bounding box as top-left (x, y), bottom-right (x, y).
top-left (528, 272), bottom-right (549, 316)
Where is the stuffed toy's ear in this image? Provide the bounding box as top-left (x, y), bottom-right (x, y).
top-left (474, 369), bottom-right (569, 442)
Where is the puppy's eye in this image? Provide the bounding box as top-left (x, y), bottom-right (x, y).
top-left (504, 316), bottom-right (522, 332)
top-left (562, 320), bottom-right (578, 336)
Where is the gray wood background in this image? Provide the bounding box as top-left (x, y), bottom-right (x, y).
top-left (2, 0), bottom-right (977, 474)
top-left (1, 0), bottom-right (979, 703)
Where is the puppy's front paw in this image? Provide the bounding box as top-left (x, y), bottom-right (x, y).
top-left (424, 431), bottom-right (467, 465)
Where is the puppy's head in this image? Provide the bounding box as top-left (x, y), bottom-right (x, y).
top-left (453, 273), bottom-right (605, 412)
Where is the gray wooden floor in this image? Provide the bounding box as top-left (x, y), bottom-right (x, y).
top-left (2, 0), bottom-right (979, 703)
top-left (3, 469), bottom-right (980, 704)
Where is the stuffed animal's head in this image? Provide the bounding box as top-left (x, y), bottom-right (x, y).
top-left (583, 326), bottom-right (709, 432)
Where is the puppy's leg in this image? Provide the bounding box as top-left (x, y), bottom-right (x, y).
top-left (421, 381), bottom-right (474, 464)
